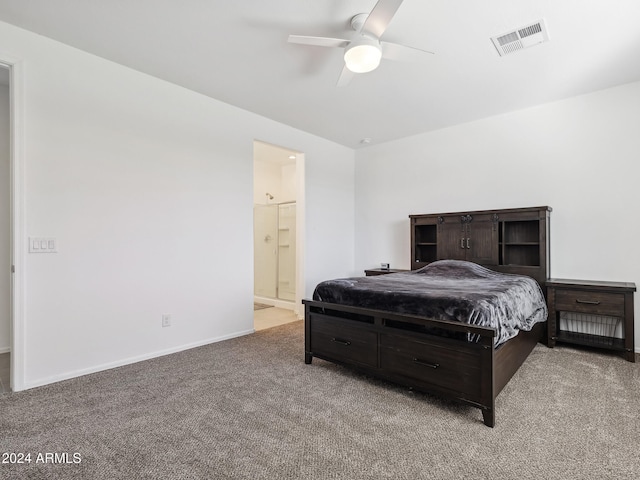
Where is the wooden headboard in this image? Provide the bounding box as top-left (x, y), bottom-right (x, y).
top-left (409, 206), bottom-right (551, 287)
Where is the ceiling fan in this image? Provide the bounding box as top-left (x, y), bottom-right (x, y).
top-left (287, 0), bottom-right (434, 86)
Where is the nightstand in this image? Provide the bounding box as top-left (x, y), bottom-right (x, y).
top-left (364, 268), bottom-right (409, 276)
top-left (546, 279), bottom-right (636, 362)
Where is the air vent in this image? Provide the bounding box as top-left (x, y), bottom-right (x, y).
top-left (491, 19), bottom-right (549, 57)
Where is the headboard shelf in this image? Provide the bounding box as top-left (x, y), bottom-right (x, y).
top-left (409, 206), bottom-right (551, 286)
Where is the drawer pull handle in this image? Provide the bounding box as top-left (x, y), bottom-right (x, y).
top-left (413, 358), bottom-right (440, 369)
top-left (332, 338), bottom-right (351, 346)
top-left (576, 299), bottom-right (601, 305)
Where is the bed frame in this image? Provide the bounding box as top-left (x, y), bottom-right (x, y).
top-left (304, 299), bottom-right (544, 427)
top-left (303, 206), bottom-right (551, 427)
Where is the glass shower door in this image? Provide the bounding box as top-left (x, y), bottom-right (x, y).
top-left (254, 205), bottom-right (278, 299)
top-left (277, 203), bottom-right (296, 301)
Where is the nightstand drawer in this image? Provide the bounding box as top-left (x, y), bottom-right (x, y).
top-left (554, 290), bottom-right (624, 316)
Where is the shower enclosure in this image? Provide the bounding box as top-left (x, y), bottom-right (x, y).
top-left (254, 202), bottom-right (296, 303)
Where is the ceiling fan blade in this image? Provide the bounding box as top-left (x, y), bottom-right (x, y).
top-left (361, 0), bottom-right (404, 38)
top-left (336, 65), bottom-right (355, 87)
top-left (381, 41), bottom-right (435, 62)
top-left (287, 35), bottom-right (349, 48)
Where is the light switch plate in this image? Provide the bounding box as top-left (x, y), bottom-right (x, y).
top-left (29, 237), bottom-right (57, 253)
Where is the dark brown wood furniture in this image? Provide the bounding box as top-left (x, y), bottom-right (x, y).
top-left (546, 279), bottom-right (636, 362)
top-left (410, 206), bottom-right (551, 285)
top-left (304, 206), bottom-right (551, 427)
top-left (304, 299), bottom-right (545, 427)
top-left (364, 268), bottom-right (409, 276)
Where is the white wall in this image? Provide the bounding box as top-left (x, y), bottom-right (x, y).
top-left (355, 80), bottom-right (640, 351)
top-left (280, 163), bottom-right (297, 203)
top-left (0, 20), bottom-right (355, 390)
top-left (253, 160), bottom-right (296, 206)
top-left (253, 160), bottom-right (281, 205)
top-left (0, 83), bottom-right (9, 353)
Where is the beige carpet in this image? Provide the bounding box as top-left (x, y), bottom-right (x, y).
top-left (0, 321), bottom-right (638, 479)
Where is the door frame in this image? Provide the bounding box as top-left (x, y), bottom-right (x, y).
top-left (1, 55), bottom-right (25, 391)
top-left (294, 153), bottom-right (305, 319)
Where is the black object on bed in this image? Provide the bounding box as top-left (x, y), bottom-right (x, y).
top-left (313, 259), bottom-right (547, 347)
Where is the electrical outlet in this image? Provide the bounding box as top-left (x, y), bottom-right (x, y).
top-left (162, 314), bottom-right (171, 327)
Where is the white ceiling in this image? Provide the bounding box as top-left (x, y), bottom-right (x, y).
top-left (0, 0), bottom-right (639, 148)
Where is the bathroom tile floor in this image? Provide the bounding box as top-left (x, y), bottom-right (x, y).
top-left (254, 307), bottom-right (299, 331)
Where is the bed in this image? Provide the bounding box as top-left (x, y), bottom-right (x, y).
top-left (304, 206), bottom-right (551, 427)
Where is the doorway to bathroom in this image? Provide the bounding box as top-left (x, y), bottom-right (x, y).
top-left (253, 140), bottom-right (302, 330)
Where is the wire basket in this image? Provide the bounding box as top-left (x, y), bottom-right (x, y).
top-left (559, 311), bottom-right (622, 345)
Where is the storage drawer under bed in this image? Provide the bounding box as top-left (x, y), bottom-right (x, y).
top-left (379, 333), bottom-right (483, 398)
top-left (309, 314), bottom-right (378, 368)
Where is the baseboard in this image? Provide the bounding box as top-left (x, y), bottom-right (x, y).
top-left (21, 329), bottom-right (255, 391)
top-left (0, 346), bottom-right (10, 354)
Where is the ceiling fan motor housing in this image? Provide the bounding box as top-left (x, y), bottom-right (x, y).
top-left (350, 13), bottom-right (370, 32)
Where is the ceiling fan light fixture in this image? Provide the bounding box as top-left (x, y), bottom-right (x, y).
top-left (344, 36), bottom-right (382, 73)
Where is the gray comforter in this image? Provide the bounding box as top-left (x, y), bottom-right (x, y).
top-left (312, 260), bottom-right (548, 347)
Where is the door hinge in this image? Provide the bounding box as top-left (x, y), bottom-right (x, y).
top-left (11, 265), bottom-right (15, 273)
